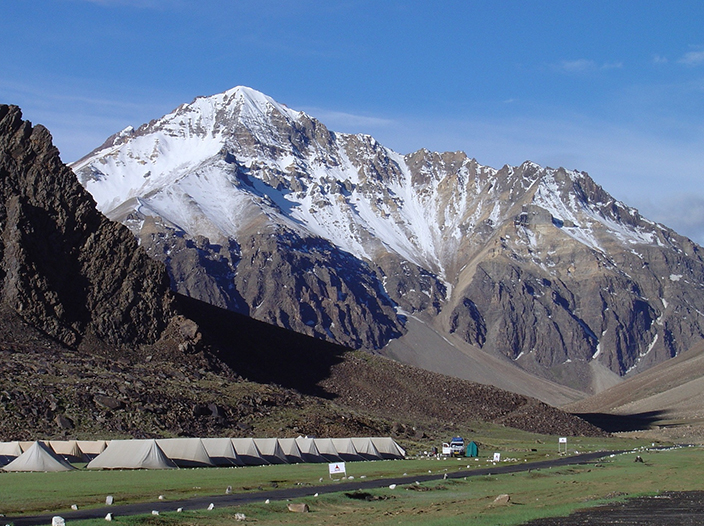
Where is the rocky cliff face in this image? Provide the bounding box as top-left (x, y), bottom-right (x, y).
top-left (71, 87), bottom-right (704, 393)
top-left (0, 105), bottom-right (176, 352)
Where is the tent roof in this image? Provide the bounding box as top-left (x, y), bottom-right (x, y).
top-left (0, 441), bottom-right (23, 456)
top-left (87, 440), bottom-right (177, 470)
top-left (278, 438), bottom-right (303, 463)
top-left (331, 438), bottom-right (363, 459)
top-left (294, 437), bottom-right (325, 462)
top-left (231, 438), bottom-right (267, 465)
top-left (49, 440), bottom-right (88, 462)
top-left (3, 441), bottom-right (76, 472)
top-left (156, 438), bottom-right (213, 468)
top-left (370, 437), bottom-right (406, 459)
top-left (313, 438), bottom-right (343, 461)
top-left (351, 437), bottom-right (383, 460)
top-left (76, 440), bottom-right (107, 456)
top-left (201, 438), bottom-right (243, 466)
top-left (253, 438), bottom-right (288, 464)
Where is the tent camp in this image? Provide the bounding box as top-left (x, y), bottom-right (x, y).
top-left (313, 438), bottom-right (343, 462)
top-left (3, 441), bottom-right (76, 472)
top-left (49, 440), bottom-right (89, 463)
top-left (253, 438), bottom-right (288, 464)
top-left (330, 438), bottom-right (363, 461)
top-left (350, 437), bottom-right (383, 460)
top-left (201, 438), bottom-right (243, 466)
top-left (87, 440), bottom-right (177, 470)
top-left (76, 440), bottom-right (107, 460)
top-left (156, 438), bottom-right (213, 468)
top-left (0, 441), bottom-right (23, 466)
top-left (278, 438), bottom-right (303, 464)
top-left (370, 437), bottom-right (406, 459)
top-left (231, 438), bottom-right (267, 466)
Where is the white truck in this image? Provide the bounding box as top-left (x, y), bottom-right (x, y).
top-left (441, 437), bottom-right (465, 456)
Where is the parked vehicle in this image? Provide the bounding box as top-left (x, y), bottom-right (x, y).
top-left (441, 437), bottom-right (465, 456)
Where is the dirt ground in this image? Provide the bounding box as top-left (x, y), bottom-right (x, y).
top-left (524, 491), bottom-right (704, 525)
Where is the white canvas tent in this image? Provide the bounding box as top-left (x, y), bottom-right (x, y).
top-left (201, 438), bottom-right (243, 466)
top-left (231, 438), bottom-right (267, 465)
top-left (3, 441), bottom-right (76, 472)
top-left (350, 437), bottom-right (383, 460)
top-left (87, 439), bottom-right (177, 470)
top-left (313, 438), bottom-right (342, 462)
top-left (49, 440), bottom-right (89, 463)
top-left (370, 437), bottom-right (406, 459)
top-left (253, 438), bottom-right (288, 464)
top-left (331, 438), bottom-right (363, 461)
top-left (156, 438), bottom-right (213, 468)
top-left (278, 438), bottom-right (303, 464)
top-left (76, 440), bottom-right (107, 460)
top-left (294, 437), bottom-right (325, 463)
top-left (0, 441), bottom-right (23, 466)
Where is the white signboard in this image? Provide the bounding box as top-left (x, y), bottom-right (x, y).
top-left (559, 437), bottom-right (567, 444)
top-left (493, 453), bottom-right (501, 462)
top-left (328, 462), bottom-right (346, 476)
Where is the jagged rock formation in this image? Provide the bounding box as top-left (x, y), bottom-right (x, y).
top-left (0, 104), bottom-right (177, 352)
top-left (71, 87), bottom-right (704, 394)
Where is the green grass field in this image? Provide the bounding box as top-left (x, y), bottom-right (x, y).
top-left (2, 433), bottom-right (699, 526)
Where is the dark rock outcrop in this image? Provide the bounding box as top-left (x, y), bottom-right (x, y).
top-left (0, 105), bottom-right (175, 351)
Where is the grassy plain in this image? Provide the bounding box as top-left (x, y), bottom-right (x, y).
top-left (2, 432), bottom-right (700, 526)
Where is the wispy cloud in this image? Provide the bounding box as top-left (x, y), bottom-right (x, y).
top-left (301, 107), bottom-right (394, 131)
top-left (558, 59), bottom-right (598, 73)
top-left (637, 194), bottom-right (704, 246)
top-left (75, 0), bottom-right (186, 8)
top-left (678, 50), bottom-right (704, 66)
top-left (556, 59), bottom-right (623, 74)
top-left (653, 54), bottom-right (668, 64)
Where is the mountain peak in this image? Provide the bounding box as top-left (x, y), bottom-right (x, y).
top-left (71, 88), bottom-right (704, 397)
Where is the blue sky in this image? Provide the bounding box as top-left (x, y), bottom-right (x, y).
top-left (3, 0), bottom-right (704, 243)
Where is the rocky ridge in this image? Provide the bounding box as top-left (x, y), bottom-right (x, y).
top-left (0, 104), bottom-right (179, 354)
top-left (71, 87), bottom-right (704, 393)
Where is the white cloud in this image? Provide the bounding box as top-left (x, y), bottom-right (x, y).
top-left (558, 59), bottom-right (598, 73)
top-left (636, 194), bottom-right (704, 246)
top-left (678, 50), bottom-right (704, 66)
top-left (653, 54), bottom-right (668, 64)
top-left (556, 59), bottom-right (623, 73)
top-left (300, 107), bottom-right (394, 131)
top-left (75, 0), bottom-right (185, 8)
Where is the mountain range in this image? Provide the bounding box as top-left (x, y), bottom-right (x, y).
top-left (0, 103), bottom-right (602, 441)
top-left (71, 86), bottom-right (704, 401)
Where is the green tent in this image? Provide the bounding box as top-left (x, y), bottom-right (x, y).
top-left (465, 441), bottom-right (479, 457)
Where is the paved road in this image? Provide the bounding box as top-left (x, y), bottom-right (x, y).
top-left (6, 450), bottom-right (621, 526)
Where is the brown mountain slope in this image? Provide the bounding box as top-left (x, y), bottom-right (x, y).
top-left (567, 339), bottom-right (704, 438)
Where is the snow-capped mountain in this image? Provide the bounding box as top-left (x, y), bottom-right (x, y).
top-left (72, 86), bottom-right (704, 396)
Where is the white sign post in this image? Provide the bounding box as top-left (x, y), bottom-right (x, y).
top-left (493, 452), bottom-right (501, 462)
top-left (328, 462), bottom-right (346, 479)
top-left (558, 437), bottom-right (567, 454)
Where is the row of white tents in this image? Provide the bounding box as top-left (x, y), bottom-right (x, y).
top-left (0, 437), bottom-right (406, 472)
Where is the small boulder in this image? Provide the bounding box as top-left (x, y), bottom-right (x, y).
top-left (493, 494), bottom-right (511, 505)
top-left (287, 503), bottom-right (310, 513)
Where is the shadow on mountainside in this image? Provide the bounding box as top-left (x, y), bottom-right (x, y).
top-left (175, 294), bottom-right (348, 398)
top-left (572, 410), bottom-right (669, 432)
